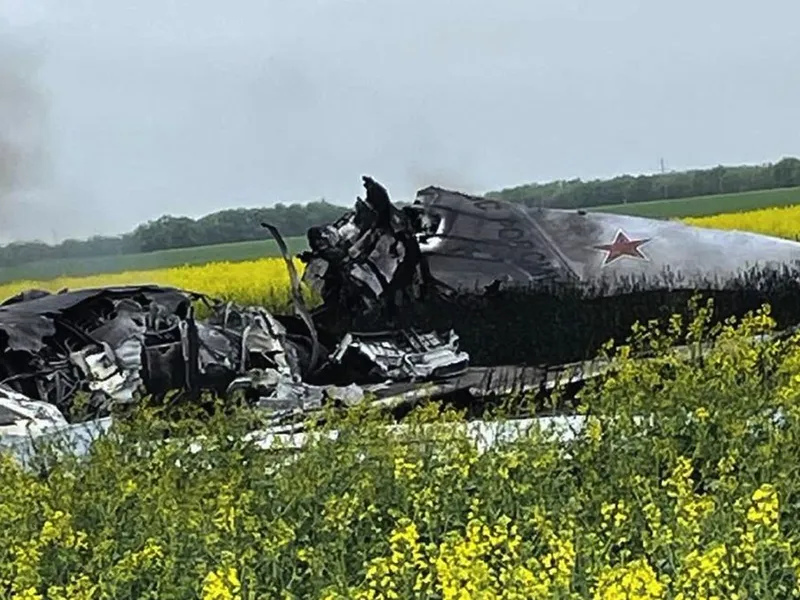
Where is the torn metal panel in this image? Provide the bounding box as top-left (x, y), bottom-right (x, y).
top-left (300, 176), bottom-right (432, 320)
top-left (0, 311), bottom-right (57, 354)
top-left (1, 412), bottom-right (586, 468)
top-left (331, 329), bottom-right (469, 382)
top-left (0, 286), bottom-right (199, 407)
top-left (261, 221), bottom-right (323, 374)
top-left (0, 383), bottom-right (68, 437)
top-left (69, 345), bottom-right (140, 408)
top-left (228, 375), bottom-right (365, 413)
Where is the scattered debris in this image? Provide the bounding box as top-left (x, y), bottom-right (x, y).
top-left (0, 280), bottom-right (471, 436)
top-left (5, 175), bottom-right (800, 442)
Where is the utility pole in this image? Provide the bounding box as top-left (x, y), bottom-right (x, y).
top-left (660, 157), bottom-right (667, 198)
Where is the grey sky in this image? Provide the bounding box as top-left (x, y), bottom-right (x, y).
top-left (0, 0), bottom-right (798, 244)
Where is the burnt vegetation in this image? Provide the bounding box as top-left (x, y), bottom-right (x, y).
top-left (331, 264), bottom-right (800, 367)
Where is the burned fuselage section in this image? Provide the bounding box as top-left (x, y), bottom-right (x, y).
top-left (299, 177), bottom-right (800, 326)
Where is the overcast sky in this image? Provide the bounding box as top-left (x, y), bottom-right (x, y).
top-left (0, 0), bottom-right (798, 244)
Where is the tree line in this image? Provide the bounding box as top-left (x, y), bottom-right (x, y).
top-left (0, 200), bottom-right (347, 269)
top-left (1, 157), bottom-right (799, 269)
top-left (486, 156), bottom-right (800, 208)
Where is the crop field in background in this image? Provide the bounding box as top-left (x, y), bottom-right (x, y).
top-left (3, 202), bottom-right (800, 301)
top-left (592, 186), bottom-right (800, 218)
top-left (2, 187), bottom-right (800, 285)
top-left (0, 236), bottom-right (308, 285)
top-left (684, 204), bottom-right (800, 240)
top-left (0, 257), bottom-right (307, 311)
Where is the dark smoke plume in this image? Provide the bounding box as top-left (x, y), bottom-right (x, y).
top-left (0, 38), bottom-right (49, 237)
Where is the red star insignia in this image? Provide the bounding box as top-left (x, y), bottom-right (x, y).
top-left (593, 230), bottom-right (650, 265)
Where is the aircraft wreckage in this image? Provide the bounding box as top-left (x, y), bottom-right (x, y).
top-left (4, 176), bottom-right (800, 448)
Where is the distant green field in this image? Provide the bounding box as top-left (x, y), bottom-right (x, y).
top-left (0, 237), bottom-right (308, 284)
top-left (591, 186), bottom-right (800, 218)
top-left (3, 185), bottom-right (800, 284)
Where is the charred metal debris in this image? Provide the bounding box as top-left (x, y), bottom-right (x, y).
top-left (0, 177), bottom-right (480, 432)
top-left (7, 174), bottom-right (800, 443)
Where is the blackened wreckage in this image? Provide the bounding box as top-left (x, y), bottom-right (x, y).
top-left (5, 175), bottom-right (800, 438)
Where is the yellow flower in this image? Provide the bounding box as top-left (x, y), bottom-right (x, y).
top-left (393, 452), bottom-right (421, 482)
top-left (46, 575), bottom-right (98, 600)
top-left (356, 517), bottom-right (429, 599)
top-left (201, 566), bottom-right (242, 600)
top-left (747, 483), bottom-right (779, 529)
top-left (15, 587), bottom-right (44, 600)
top-left (600, 500), bottom-right (630, 535)
top-left (672, 544), bottom-right (735, 598)
top-left (592, 558), bottom-right (666, 600)
top-left (587, 417), bottom-right (603, 444)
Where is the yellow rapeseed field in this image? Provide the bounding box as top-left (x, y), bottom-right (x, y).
top-left (1, 203), bottom-right (799, 308)
top-left (3, 306), bottom-right (800, 597)
top-left (682, 204), bottom-right (800, 240)
top-left (0, 257), bottom-right (307, 310)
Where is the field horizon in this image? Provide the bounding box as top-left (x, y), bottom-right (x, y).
top-left (0, 236), bottom-right (309, 285)
top-left (591, 186), bottom-right (800, 218)
top-left (1, 186), bottom-right (798, 285)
